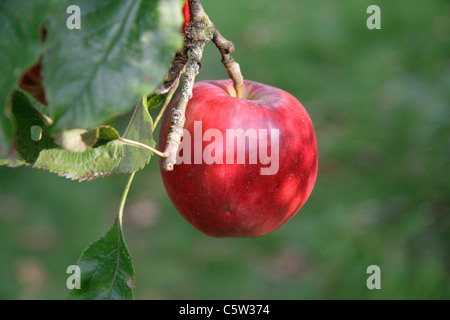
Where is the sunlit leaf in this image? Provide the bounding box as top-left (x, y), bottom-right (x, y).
top-left (43, 0), bottom-right (184, 131)
top-left (33, 140), bottom-right (123, 181)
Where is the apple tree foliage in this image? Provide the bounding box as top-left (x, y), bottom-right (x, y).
top-left (0, 0), bottom-right (185, 299)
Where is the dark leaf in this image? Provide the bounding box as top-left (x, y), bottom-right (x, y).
top-left (147, 93), bottom-right (167, 110)
top-left (67, 218), bottom-right (135, 300)
top-left (10, 91), bottom-right (56, 163)
top-left (0, 0), bottom-right (61, 159)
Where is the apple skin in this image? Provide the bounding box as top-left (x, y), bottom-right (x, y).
top-left (159, 79), bottom-right (318, 237)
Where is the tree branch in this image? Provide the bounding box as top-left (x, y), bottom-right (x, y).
top-left (155, 47), bottom-right (188, 95)
top-left (212, 27), bottom-right (244, 98)
top-left (161, 41), bottom-right (206, 170)
top-left (161, 0), bottom-right (244, 171)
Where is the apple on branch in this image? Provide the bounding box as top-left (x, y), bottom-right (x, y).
top-left (159, 79), bottom-right (318, 237)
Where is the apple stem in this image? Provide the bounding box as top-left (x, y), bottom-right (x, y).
top-left (153, 76), bottom-right (180, 132)
top-left (211, 27), bottom-right (244, 98)
top-left (118, 171), bottom-right (135, 226)
top-left (119, 137), bottom-right (167, 158)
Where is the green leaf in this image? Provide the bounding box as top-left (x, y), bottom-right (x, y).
top-left (147, 93), bottom-right (167, 110)
top-left (67, 218), bottom-right (135, 300)
top-left (6, 91), bottom-right (125, 180)
top-left (97, 125), bottom-right (120, 141)
top-left (0, 157), bottom-right (26, 168)
top-left (33, 140), bottom-right (123, 181)
top-left (113, 98), bottom-right (156, 174)
top-left (43, 0), bottom-right (184, 131)
top-left (0, 0), bottom-right (61, 158)
top-left (10, 91), bottom-right (56, 163)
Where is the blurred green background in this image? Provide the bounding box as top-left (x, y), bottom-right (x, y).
top-left (0, 0), bottom-right (448, 299)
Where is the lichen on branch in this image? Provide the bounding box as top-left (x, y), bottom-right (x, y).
top-left (161, 40), bottom-right (205, 170)
top-left (160, 0), bottom-right (244, 171)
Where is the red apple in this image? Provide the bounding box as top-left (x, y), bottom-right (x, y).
top-left (159, 79), bottom-right (318, 237)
